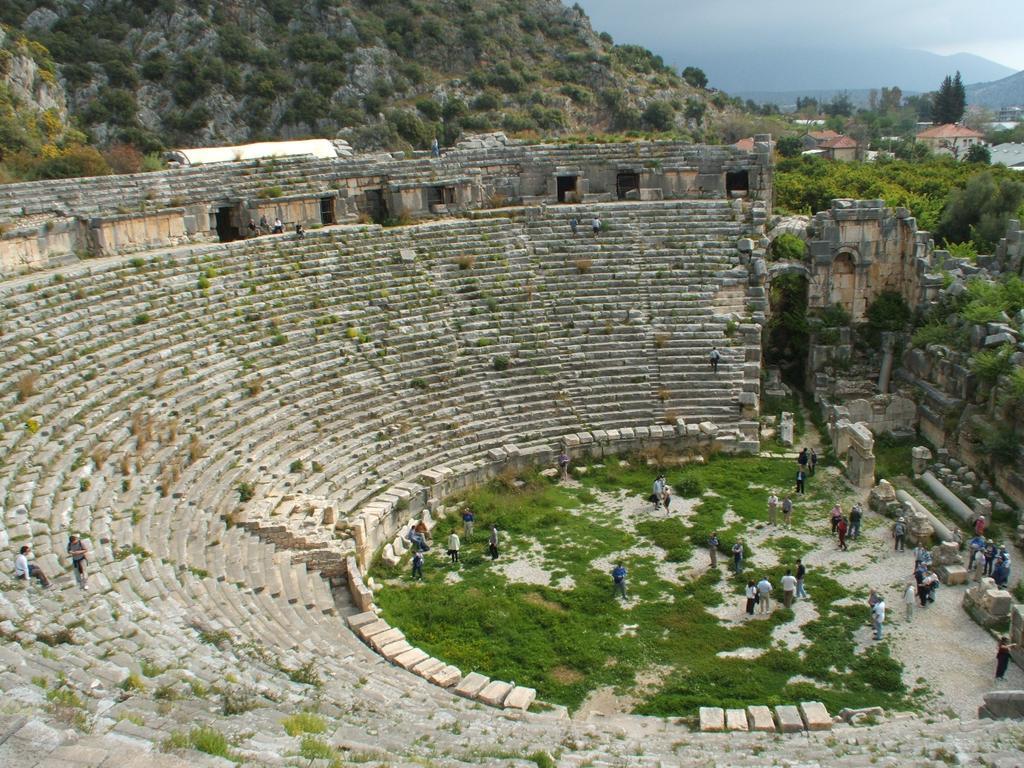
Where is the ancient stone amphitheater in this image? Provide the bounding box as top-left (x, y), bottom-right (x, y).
top-left (0, 137), bottom-right (1020, 766)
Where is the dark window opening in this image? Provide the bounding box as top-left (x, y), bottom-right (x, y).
top-left (726, 170), bottom-right (749, 196)
top-left (556, 175), bottom-right (578, 203)
top-left (427, 186), bottom-right (455, 208)
top-left (320, 197), bottom-right (335, 226)
top-left (616, 171), bottom-right (640, 199)
top-left (215, 206), bottom-right (240, 243)
top-left (363, 189), bottom-right (388, 224)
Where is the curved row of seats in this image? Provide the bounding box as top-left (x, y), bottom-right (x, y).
top-left (0, 200), bottom-right (766, 764)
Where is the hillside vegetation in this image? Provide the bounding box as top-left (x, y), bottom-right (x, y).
top-left (0, 0), bottom-right (721, 177)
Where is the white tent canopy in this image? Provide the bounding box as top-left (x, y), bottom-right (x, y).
top-left (167, 139), bottom-right (338, 166)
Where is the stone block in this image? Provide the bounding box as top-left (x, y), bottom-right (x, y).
top-left (427, 664), bottom-right (463, 688)
top-left (356, 619), bottom-right (390, 642)
top-left (411, 657), bottom-right (445, 679)
top-left (393, 647), bottom-right (429, 670)
top-left (378, 639), bottom-right (412, 659)
top-left (454, 672), bottom-right (490, 699)
top-left (936, 564), bottom-right (968, 585)
top-left (503, 686), bottom-right (537, 710)
top-left (346, 611), bottom-right (379, 630)
top-left (698, 706), bottom-right (725, 732)
top-left (799, 701), bottom-right (832, 731)
top-left (476, 680), bottom-right (514, 707)
top-left (979, 690), bottom-right (1024, 719)
top-left (368, 627), bottom-right (404, 651)
top-left (725, 708), bottom-right (748, 731)
top-left (774, 704), bottom-right (803, 733)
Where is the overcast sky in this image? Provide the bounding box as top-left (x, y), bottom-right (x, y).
top-left (574, 0), bottom-right (1024, 72)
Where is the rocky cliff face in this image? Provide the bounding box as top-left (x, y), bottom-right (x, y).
top-left (0, 24), bottom-right (73, 156)
top-left (1, 0), bottom-right (711, 152)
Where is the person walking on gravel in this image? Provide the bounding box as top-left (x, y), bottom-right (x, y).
top-left (892, 517), bottom-right (907, 551)
top-left (745, 579), bottom-right (757, 616)
top-left (795, 468), bottom-right (806, 494)
top-left (782, 495), bottom-right (793, 528)
top-left (558, 450), bottom-right (570, 482)
top-left (781, 569), bottom-right (797, 609)
top-left (996, 636), bottom-right (1017, 680)
top-left (872, 597), bottom-right (886, 640)
top-left (767, 492), bottom-right (778, 526)
top-left (904, 582), bottom-right (916, 621)
top-left (732, 540), bottom-right (744, 575)
top-left (849, 503), bottom-right (862, 539)
top-left (756, 576), bottom-right (773, 614)
top-left (809, 448), bottom-right (818, 475)
top-left (830, 503), bottom-right (842, 535)
top-left (837, 516), bottom-right (849, 551)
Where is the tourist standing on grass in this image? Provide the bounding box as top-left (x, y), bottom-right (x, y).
top-left (708, 532), bottom-right (719, 568)
top-left (558, 450), bottom-right (570, 482)
top-left (809, 448), bottom-right (818, 475)
top-left (837, 516), bottom-right (849, 551)
top-left (797, 447), bottom-right (808, 471)
top-left (849, 503), bottom-right (863, 539)
top-left (411, 551), bottom-right (423, 580)
top-left (745, 579), bottom-right (757, 616)
top-left (795, 559), bottom-right (807, 598)
top-left (795, 468), bottom-right (806, 494)
top-left (756, 576), bottom-right (773, 614)
top-left (782, 495), bottom-right (793, 528)
top-left (830, 503), bottom-right (843, 535)
top-left (447, 531), bottom-right (461, 563)
top-left (14, 545), bottom-right (50, 588)
top-left (872, 597), bottom-right (885, 640)
top-left (892, 517), bottom-right (906, 551)
top-left (67, 534), bottom-right (88, 590)
top-left (709, 346), bottom-right (721, 373)
top-left (652, 474), bottom-right (665, 511)
top-left (781, 569), bottom-right (797, 609)
top-left (488, 525), bottom-right (499, 560)
top-left (462, 509), bottom-right (475, 539)
top-left (996, 636), bottom-right (1017, 680)
top-left (767, 492), bottom-right (778, 526)
top-left (612, 563), bottom-right (628, 600)
top-left (732, 541), bottom-right (743, 575)
top-left (904, 582), bottom-right (916, 621)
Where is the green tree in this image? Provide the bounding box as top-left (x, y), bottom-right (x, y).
top-left (641, 100), bottom-right (675, 132)
top-left (932, 72), bottom-right (966, 124)
top-left (965, 144), bottom-right (991, 164)
top-left (937, 172), bottom-right (1024, 251)
top-left (776, 136), bottom-right (803, 158)
top-left (681, 66), bottom-right (707, 89)
top-left (683, 98), bottom-right (706, 126)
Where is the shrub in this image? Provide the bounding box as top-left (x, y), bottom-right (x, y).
top-left (258, 186), bottom-right (284, 199)
top-left (282, 712), bottom-right (327, 736)
top-left (286, 660), bottom-right (322, 687)
top-left (865, 291), bottom-right (911, 332)
top-left (289, 460), bottom-right (303, 473)
top-left (133, 313), bottom-right (150, 325)
top-left (654, 333), bottom-right (671, 348)
top-left (220, 686), bottom-right (257, 715)
top-left (911, 323), bottom-right (949, 348)
top-left (410, 378), bottom-right (428, 390)
top-left (673, 475), bottom-right (703, 498)
top-left (456, 254), bottom-right (476, 270)
top-left (190, 726), bottom-right (231, 757)
top-left (237, 482), bottom-right (255, 502)
top-left (299, 736), bottom-right (335, 760)
top-left (492, 355), bottom-right (510, 371)
top-left (970, 346), bottom-right (1014, 386)
top-left (16, 371), bottom-right (39, 402)
top-left (769, 232), bottom-right (806, 261)
top-left (574, 258), bottom-right (593, 274)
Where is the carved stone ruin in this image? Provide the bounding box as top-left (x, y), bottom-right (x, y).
top-left (930, 541), bottom-right (968, 585)
top-left (831, 418), bottom-right (876, 488)
top-left (962, 577), bottom-right (1013, 629)
top-left (779, 412), bottom-right (795, 446)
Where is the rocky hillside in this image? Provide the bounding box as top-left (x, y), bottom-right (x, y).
top-left (966, 68), bottom-right (1024, 110)
top-left (0, 0), bottom-right (718, 158)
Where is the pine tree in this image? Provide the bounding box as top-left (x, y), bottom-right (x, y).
top-left (933, 71), bottom-right (966, 124)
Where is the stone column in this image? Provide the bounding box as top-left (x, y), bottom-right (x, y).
top-left (877, 332), bottom-right (897, 394)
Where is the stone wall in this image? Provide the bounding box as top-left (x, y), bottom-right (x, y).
top-left (89, 209), bottom-right (196, 256)
top-left (806, 200), bottom-right (932, 320)
top-left (0, 218), bottom-right (82, 274)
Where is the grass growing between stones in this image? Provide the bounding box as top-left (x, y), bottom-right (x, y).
top-left (373, 454), bottom-right (909, 716)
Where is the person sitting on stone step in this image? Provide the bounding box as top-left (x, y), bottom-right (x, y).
top-left (14, 545), bottom-right (50, 588)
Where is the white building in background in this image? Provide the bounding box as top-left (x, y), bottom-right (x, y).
top-left (990, 143), bottom-right (1024, 170)
top-left (167, 139), bottom-right (344, 167)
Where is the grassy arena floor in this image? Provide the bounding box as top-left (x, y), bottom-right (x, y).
top-left (372, 455), bottom-right (913, 716)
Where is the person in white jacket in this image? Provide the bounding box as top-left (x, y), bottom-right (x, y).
top-left (14, 545), bottom-right (50, 587)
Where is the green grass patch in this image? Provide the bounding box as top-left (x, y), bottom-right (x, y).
top-left (373, 454), bottom-right (909, 717)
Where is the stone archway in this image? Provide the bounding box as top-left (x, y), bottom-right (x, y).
top-left (828, 249), bottom-right (857, 310)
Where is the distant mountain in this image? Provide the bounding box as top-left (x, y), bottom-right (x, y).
top-left (966, 70), bottom-right (1024, 109)
top-left (669, 46), bottom-right (1014, 96)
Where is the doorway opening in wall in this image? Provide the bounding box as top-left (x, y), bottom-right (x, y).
top-left (556, 175), bottom-right (578, 203)
top-left (215, 206), bottom-right (239, 243)
top-left (427, 186), bottom-right (455, 211)
top-left (320, 197), bottom-right (336, 226)
top-left (725, 170), bottom-right (749, 197)
top-left (616, 171), bottom-right (640, 200)
top-left (363, 189), bottom-right (388, 224)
